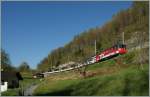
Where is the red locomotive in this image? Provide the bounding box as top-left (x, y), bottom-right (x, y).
top-left (87, 44), bottom-right (127, 64)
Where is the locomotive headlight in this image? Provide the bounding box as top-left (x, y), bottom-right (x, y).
top-left (116, 51), bottom-right (119, 53)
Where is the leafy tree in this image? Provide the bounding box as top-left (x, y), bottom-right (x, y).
top-left (18, 62), bottom-right (30, 72)
top-left (1, 49), bottom-right (15, 71)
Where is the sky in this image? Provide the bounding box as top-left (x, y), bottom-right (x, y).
top-left (1, 1), bottom-right (132, 69)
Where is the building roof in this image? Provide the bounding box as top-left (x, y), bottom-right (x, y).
top-left (1, 71), bottom-right (23, 81)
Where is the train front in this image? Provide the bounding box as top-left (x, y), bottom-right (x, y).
top-left (118, 44), bottom-right (127, 54)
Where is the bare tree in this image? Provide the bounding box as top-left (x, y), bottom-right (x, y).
top-left (76, 63), bottom-right (88, 78)
top-left (134, 31), bottom-right (147, 70)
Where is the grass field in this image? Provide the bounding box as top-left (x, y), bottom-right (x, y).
top-left (34, 60), bottom-right (149, 96)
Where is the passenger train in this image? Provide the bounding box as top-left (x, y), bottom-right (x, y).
top-left (38, 44), bottom-right (127, 77)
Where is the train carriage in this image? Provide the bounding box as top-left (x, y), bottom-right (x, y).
top-left (95, 44), bottom-right (127, 62)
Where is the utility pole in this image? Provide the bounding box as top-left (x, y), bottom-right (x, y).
top-left (122, 32), bottom-right (124, 44)
top-left (48, 56), bottom-right (50, 71)
top-left (50, 55), bottom-right (53, 71)
top-left (95, 40), bottom-right (97, 55)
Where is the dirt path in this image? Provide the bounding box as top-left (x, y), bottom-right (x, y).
top-left (23, 84), bottom-right (39, 96)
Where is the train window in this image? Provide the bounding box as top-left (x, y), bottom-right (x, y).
top-left (118, 44), bottom-right (123, 48)
top-left (117, 44), bottom-right (126, 48)
top-left (112, 44), bottom-right (126, 49)
top-left (122, 45), bottom-right (126, 48)
top-left (119, 44), bottom-right (122, 48)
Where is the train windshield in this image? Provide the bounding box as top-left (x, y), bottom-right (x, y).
top-left (118, 44), bottom-right (126, 48)
top-left (113, 44), bottom-right (126, 49)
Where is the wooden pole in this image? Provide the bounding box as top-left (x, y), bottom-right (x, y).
top-left (122, 32), bottom-right (124, 44)
top-left (95, 40), bottom-right (96, 55)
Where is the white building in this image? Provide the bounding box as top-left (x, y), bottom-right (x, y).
top-left (1, 82), bottom-right (8, 92)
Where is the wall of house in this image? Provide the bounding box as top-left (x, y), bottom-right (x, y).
top-left (1, 82), bottom-right (8, 92)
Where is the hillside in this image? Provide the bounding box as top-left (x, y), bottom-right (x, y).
top-left (34, 66), bottom-right (148, 96)
top-left (37, 1), bottom-right (149, 72)
top-left (33, 49), bottom-right (149, 96)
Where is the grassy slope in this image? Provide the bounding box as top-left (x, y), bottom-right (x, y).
top-left (1, 88), bottom-right (19, 96)
top-left (34, 56), bottom-right (149, 96)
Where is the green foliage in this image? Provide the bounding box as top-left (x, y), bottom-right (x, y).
top-left (18, 62), bottom-right (31, 72)
top-left (1, 49), bottom-right (16, 71)
top-left (122, 51), bottom-right (136, 64)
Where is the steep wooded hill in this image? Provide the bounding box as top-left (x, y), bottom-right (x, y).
top-left (37, 1), bottom-right (149, 72)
